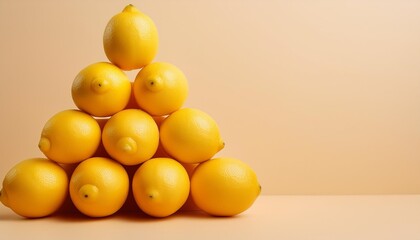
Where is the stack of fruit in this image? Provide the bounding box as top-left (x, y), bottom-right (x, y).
top-left (0, 5), bottom-right (260, 218)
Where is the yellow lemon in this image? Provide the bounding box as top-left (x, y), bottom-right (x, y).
top-left (133, 62), bottom-right (188, 116)
top-left (72, 62), bottom-right (131, 117)
top-left (69, 157), bottom-right (129, 217)
top-left (38, 110), bottom-right (101, 164)
top-left (102, 109), bottom-right (159, 165)
top-left (103, 4), bottom-right (158, 70)
top-left (132, 157), bottom-right (190, 217)
top-left (160, 108), bottom-right (224, 163)
top-left (0, 158), bottom-right (68, 218)
top-left (191, 157), bottom-right (261, 216)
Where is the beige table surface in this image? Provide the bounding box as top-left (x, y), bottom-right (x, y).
top-left (1, 195), bottom-right (420, 240)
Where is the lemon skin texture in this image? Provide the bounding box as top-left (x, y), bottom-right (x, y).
top-left (133, 62), bottom-right (188, 116)
top-left (69, 157), bottom-right (129, 217)
top-left (38, 109), bottom-right (101, 164)
top-left (191, 157), bottom-right (261, 216)
top-left (132, 158), bottom-right (190, 217)
top-left (102, 109), bottom-right (159, 165)
top-left (72, 62), bottom-right (131, 117)
top-left (160, 108), bottom-right (224, 164)
top-left (103, 4), bottom-right (159, 70)
top-left (0, 158), bottom-right (68, 218)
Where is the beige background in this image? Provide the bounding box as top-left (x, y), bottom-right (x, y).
top-left (0, 0), bottom-right (419, 195)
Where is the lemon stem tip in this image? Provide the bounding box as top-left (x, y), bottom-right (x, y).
top-left (79, 184), bottom-right (99, 201)
top-left (123, 4), bottom-right (139, 13)
top-left (38, 137), bottom-right (50, 153)
top-left (145, 78), bottom-right (163, 92)
top-left (117, 137), bottom-right (137, 154)
top-left (0, 189), bottom-right (9, 207)
top-left (218, 140), bottom-right (225, 151)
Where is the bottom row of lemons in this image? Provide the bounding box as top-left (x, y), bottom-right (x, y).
top-left (0, 156), bottom-right (261, 218)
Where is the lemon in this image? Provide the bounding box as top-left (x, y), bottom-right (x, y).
top-left (191, 157), bottom-right (261, 216)
top-left (69, 157), bottom-right (129, 217)
top-left (133, 62), bottom-right (188, 116)
top-left (160, 108), bottom-right (224, 163)
top-left (38, 109), bottom-right (101, 164)
top-left (103, 4), bottom-right (158, 70)
top-left (132, 157), bottom-right (190, 217)
top-left (72, 62), bottom-right (131, 117)
top-left (102, 109), bottom-right (159, 165)
top-left (0, 158), bottom-right (68, 218)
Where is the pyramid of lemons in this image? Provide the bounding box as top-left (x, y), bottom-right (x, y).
top-left (0, 4), bottom-right (260, 219)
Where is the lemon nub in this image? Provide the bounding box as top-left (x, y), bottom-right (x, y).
top-left (122, 4), bottom-right (140, 13)
top-left (117, 137), bottom-right (138, 154)
top-left (91, 78), bottom-right (110, 93)
top-left (219, 139), bottom-right (225, 151)
top-left (0, 189), bottom-right (9, 207)
top-left (146, 190), bottom-right (159, 200)
top-left (38, 137), bottom-right (51, 153)
top-left (145, 77), bottom-right (164, 92)
top-left (79, 184), bottom-right (99, 202)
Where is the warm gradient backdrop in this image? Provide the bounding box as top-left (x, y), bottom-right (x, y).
top-left (0, 0), bottom-right (419, 194)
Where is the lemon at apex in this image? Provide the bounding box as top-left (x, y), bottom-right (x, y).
top-left (38, 109), bottom-right (101, 164)
top-left (133, 62), bottom-right (188, 116)
top-left (69, 157), bottom-right (129, 217)
top-left (103, 4), bottom-right (158, 70)
top-left (0, 158), bottom-right (68, 218)
top-left (160, 108), bottom-right (224, 163)
top-left (72, 62), bottom-right (131, 117)
top-left (102, 109), bottom-right (159, 165)
top-left (132, 157), bottom-right (190, 217)
top-left (191, 157), bottom-right (261, 216)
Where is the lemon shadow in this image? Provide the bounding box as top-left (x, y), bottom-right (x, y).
top-left (12, 209), bottom-right (245, 222)
top-left (115, 209), bottom-right (215, 222)
top-left (0, 212), bottom-right (28, 221)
